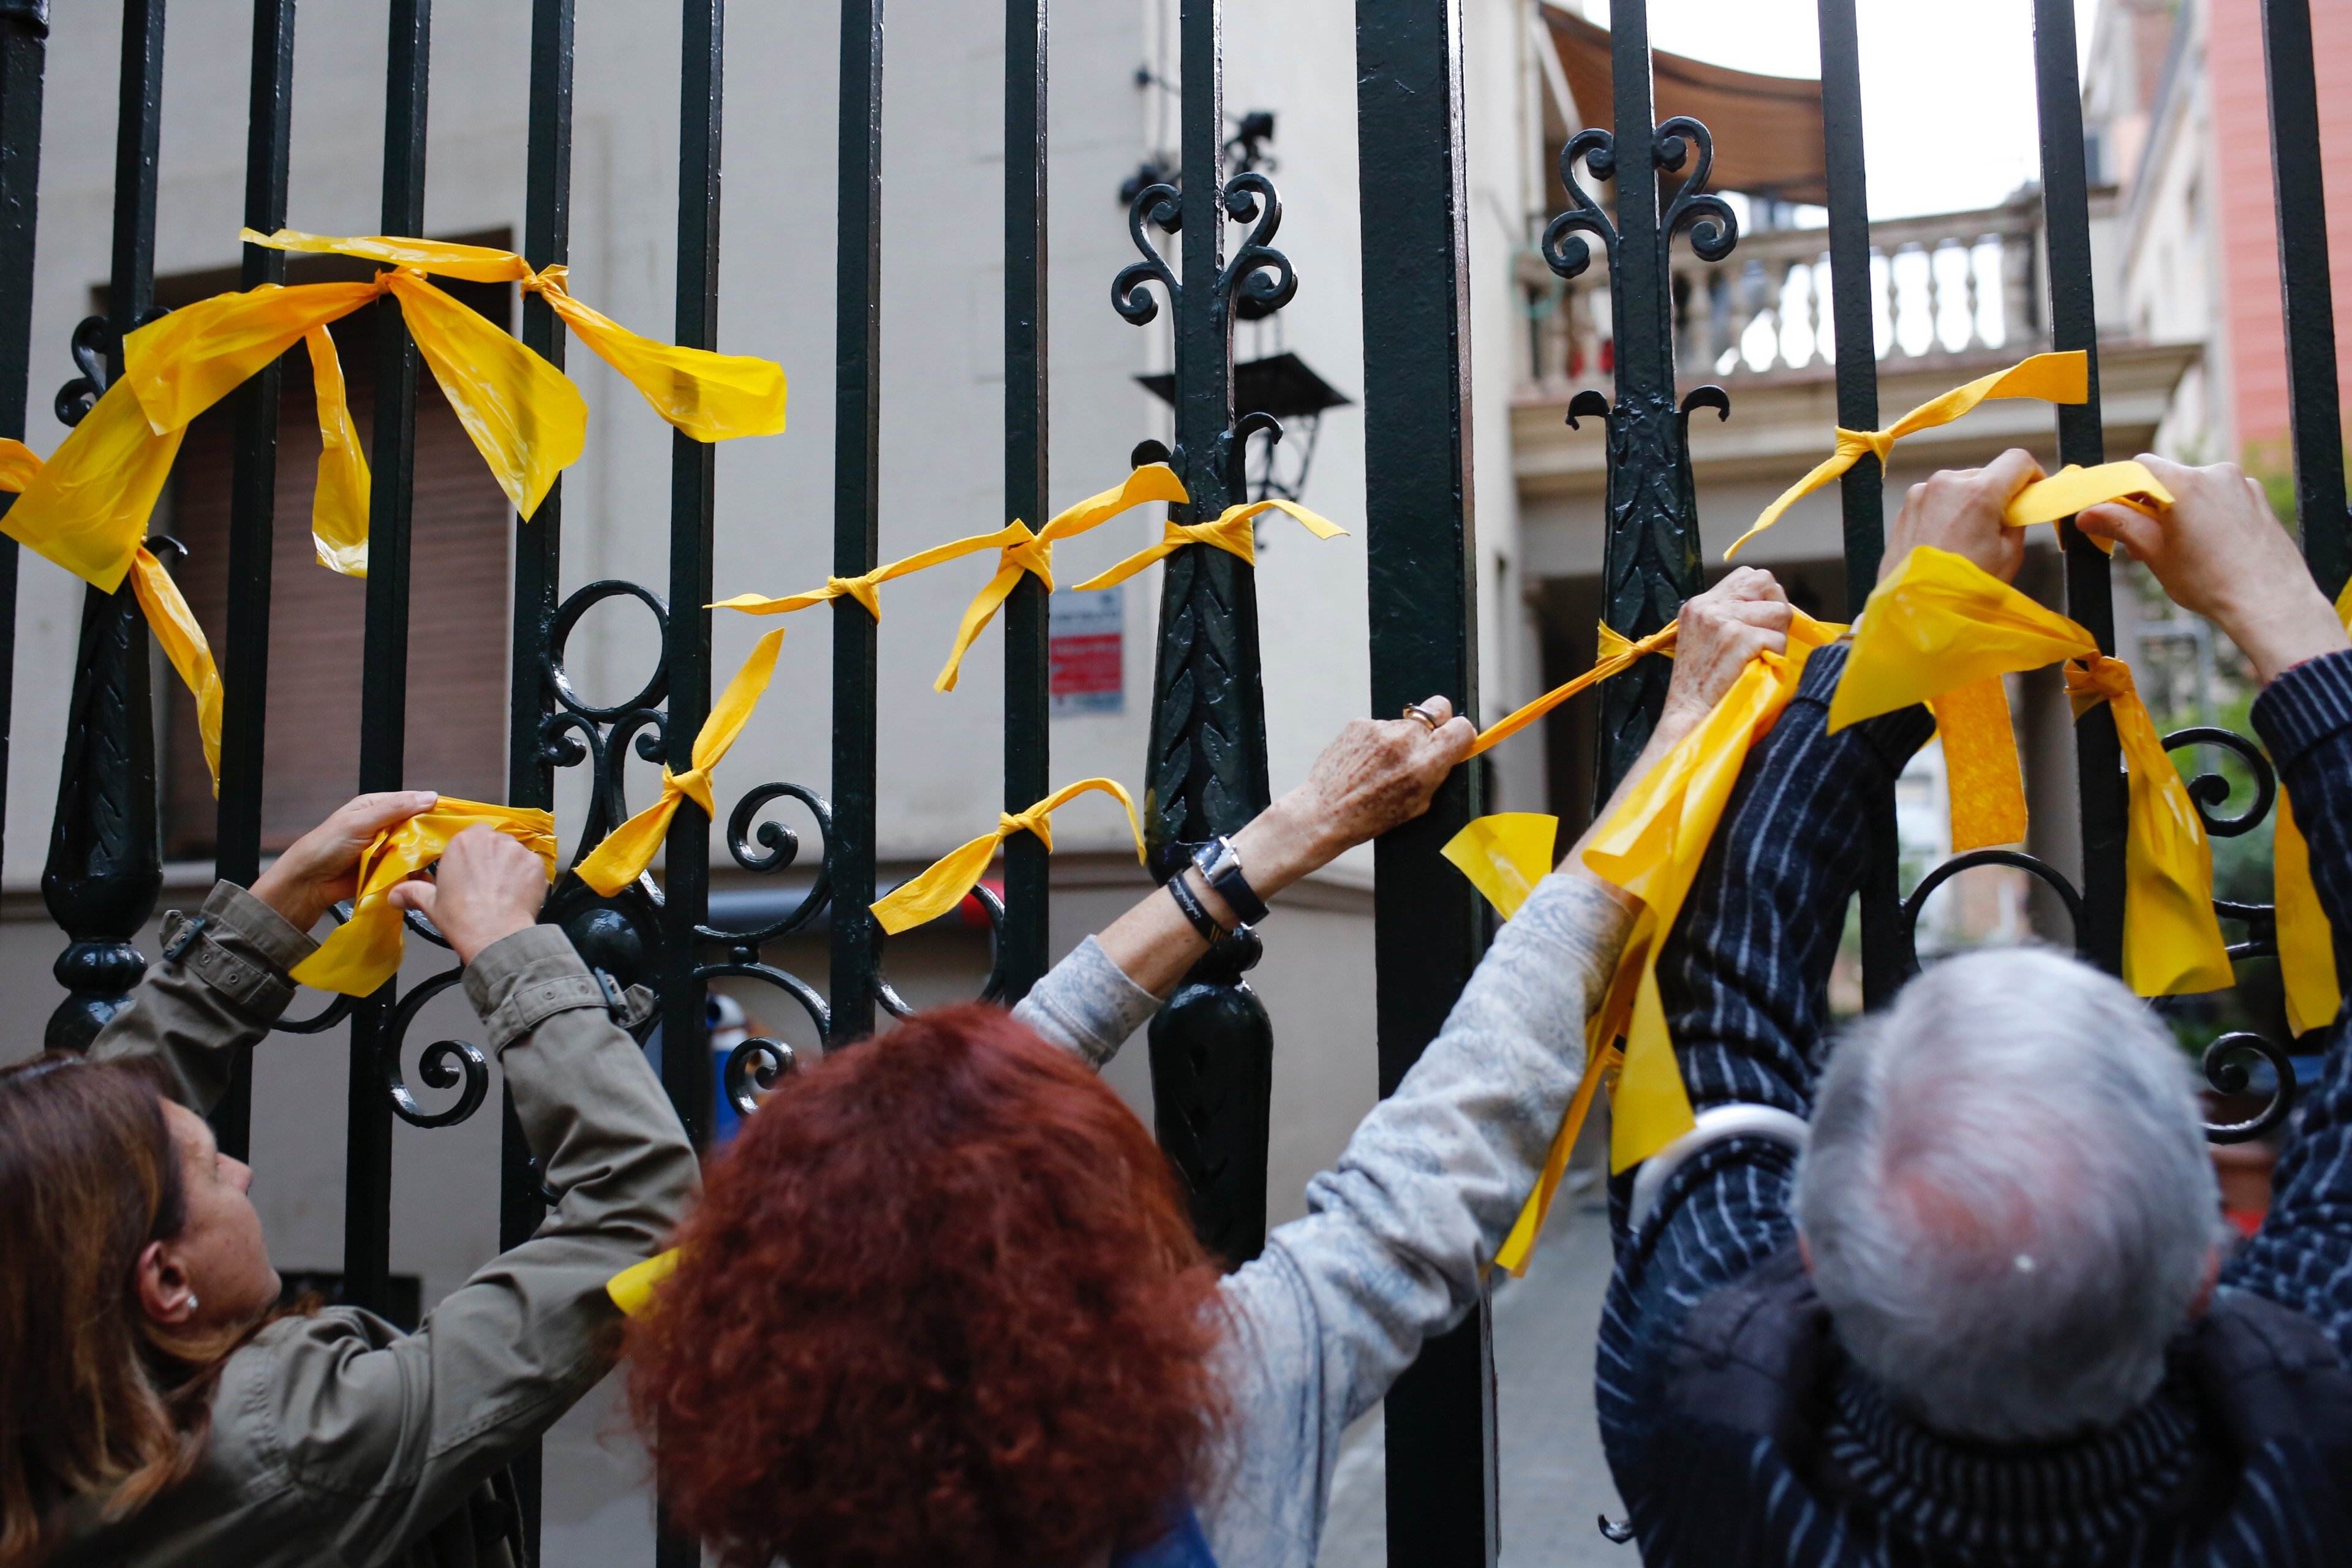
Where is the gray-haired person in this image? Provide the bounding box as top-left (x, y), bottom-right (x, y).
top-left (1591, 451), bottom-right (2352, 1564)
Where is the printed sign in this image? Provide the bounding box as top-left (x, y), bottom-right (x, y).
top-left (1050, 586), bottom-right (1123, 715)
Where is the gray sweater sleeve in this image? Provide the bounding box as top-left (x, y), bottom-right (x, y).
top-left (1011, 934), bottom-right (1164, 1067)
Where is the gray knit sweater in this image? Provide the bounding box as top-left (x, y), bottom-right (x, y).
top-left (1009, 874), bottom-right (1633, 1568)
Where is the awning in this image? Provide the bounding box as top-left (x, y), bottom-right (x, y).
top-left (1540, 4), bottom-right (1826, 207)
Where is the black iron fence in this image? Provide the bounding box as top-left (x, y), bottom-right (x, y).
top-left (0, 0), bottom-right (2341, 1564)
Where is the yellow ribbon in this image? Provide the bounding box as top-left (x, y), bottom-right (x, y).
top-left (1469, 621), bottom-right (1676, 758)
top-left (872, 778), bottom-right (1144, 935)
top-left (608, 1248), bottom-right (680, 1317)
top-left (1473, 611), bottom-right (1849, 1275)
top-left (2272, 578), bottom-right (2352, 1036)
top-left (1835, 546), bottom-right (2232, 996)
top-left (575, 627), bottom-right (787, 897)
top-left (1724, 352), bottom-right (2089, 559)
top-left (303, 323), bottom-right (371, 575)
top-left (1068, 497), bottom-right (1348, 591)
top-left (1438, 813), bottom-right (1558, 921)
top-left (0, 432), bottom-right (225, 793)
top-left (2005, 459), bottom-right (2172, 540)
top-left (289, 800), bottom-right (558, 997)
top-left (932, 464), bottom-right (1190, 692)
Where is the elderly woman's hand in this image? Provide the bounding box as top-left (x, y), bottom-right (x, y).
top-left (251, 790), bottom-right (440, 932)
top-left (1656, 567), bottom-right (1793, 738)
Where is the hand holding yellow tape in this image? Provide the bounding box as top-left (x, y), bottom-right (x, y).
top-left (291, 801), bottom-right (557, 997)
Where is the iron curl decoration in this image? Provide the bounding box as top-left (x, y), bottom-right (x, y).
top-left (54, 314), bottom-right (112, 425)
top-left (541, 706), bottom-right (668, 859)
top-left (696, 952), bottom-right (827, 1078)
top-left (1218, 169), bottom-right (1297, 323)
top-left (695, 781), bottom-right (835, 948)
top-left (2201, 1031), bottom-right (2297, 1144)
top-left (545, 579), bottom-right (672, 723)
top-left (2163, 725), bottom-right (2277, 839)
top-left (1899, 848), bottom-right (2087, 968)
top-left (1542, 128), bottom-right (1619, 283)
top-left (1113, 179), bottom-right (1184, 325)
top-left (1654, 115), bottom-right (1738, 264)
top-left (869, 878), bottom-right (1007, 1020)
top-left (723, 1036), bottom-right (798, 1120)
top-left (381, 967), bottom-right (492, 1129)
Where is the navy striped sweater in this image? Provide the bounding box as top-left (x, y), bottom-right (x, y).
top-left (1597, 643), bottom-right (2352, 1566)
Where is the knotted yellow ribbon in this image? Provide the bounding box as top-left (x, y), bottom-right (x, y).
top-left (575, 628), bottom-right (786, 897)
top-left (872, 778), bottom-right (1143, 935)
top-left (1474, 611), bottom-right (1848, 1275)
top-left (933, 464), bottom-right (1190, 691)
top-left (289, 800), bottom-right (558, 996)
top-left (1069, 497), bottom-right (1347, 591)
top-left (1469, 621), bottom-right (1677, 758)
top-left (2272, 578), bottom-right (2352, 1036)
top-left (0, 434), bottom-right (225, 791)
top-left (1724, 352), bottom-right (2089, 559)
top-left (1834, 546), bottom-right (2232, 996)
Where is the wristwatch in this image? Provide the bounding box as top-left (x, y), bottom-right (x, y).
top-left (1191, 835), bottom-right (1268, 927)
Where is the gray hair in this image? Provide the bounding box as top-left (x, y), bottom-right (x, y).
top-left (1794, 946), bottom-right (2221, 1442)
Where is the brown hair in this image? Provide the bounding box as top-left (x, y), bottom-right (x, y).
top-left (626, 1004), bottom-right (1228, 1568)
top-left (0, 1055), bottom-right (244, 1567)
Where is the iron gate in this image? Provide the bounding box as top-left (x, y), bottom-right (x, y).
top-left (0, 0), bottom-right (2340, 1565)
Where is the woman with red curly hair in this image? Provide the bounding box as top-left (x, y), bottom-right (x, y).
top-left (625, 573), bottom-right (1796, 1567)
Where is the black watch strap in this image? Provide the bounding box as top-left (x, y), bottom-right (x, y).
top-left (1164, 869), bottom-right (1231, 943)
top-left (1192, 835), bottom-right (1269, 926)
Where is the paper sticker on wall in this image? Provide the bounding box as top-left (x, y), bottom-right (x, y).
top-left (1050, 586), bottom-right (1123, 715)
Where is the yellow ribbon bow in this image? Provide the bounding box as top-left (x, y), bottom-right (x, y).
top-left (290, 800), bottom-right (558, 997)
top-left (1069, 497), bottom-right (1348, 591)
top-left (872, 778), bottom-right (1144, 935)
top-left (933, 464), bottom-right (1191, 691)
top-left (575, 627), bottom-right (787, 897)
top-left (1476, 611), bottom-right (1848, 1275)
top-left (0, 435), bottom-right (225, 791)
top-left (1724, 352), bottom-right (2089, 559)
top-left (1835, 546), bottom-right (2233, 997)
top-left (1469, 620), bottom-right (1678, 758)
top-left (2271, 578), bottom-right (2352, 1036)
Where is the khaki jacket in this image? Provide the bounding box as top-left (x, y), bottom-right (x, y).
top-left (55, 882), bottom-right (699, 1568)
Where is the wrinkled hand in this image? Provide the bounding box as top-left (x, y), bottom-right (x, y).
top-left (387, 827), bottom-right (548, 966)
top-left (251, 790), bottom-right (439, 932)
top-left (1881, 448), bottom-right (2042, 586)
top-left (1659, 568), bottom-right (1792, 734)
top-left (1294, 697), bottom-right (1477, 859)
top-left (2078, 454), bottom-right (2348, 683)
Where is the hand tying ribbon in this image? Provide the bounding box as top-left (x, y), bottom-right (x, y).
top-left (872, 778), bottom-right (1144, 935)
top-left (1069, 497), bottom-right (1346, 590)
top-left (12, 228), bottom-right (786, 588)
top-left (1452, 611), bottom-right (1847, 1275)
top-left (1723, 351), bottom-right (2088, 559)
top-left (575, 628), bottom-right (786, 897)
top-left (1834, 546), bottom-right (2233, 997)
top-left (290, 799), bottom-right (557, 997)
top-left (1469, 621), bottom-right (1677, 758)
top-left (0, 437), bottom-right (225, 791)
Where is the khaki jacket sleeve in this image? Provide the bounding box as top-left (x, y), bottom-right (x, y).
top-left (253, 925), bottom-right (699, 1564)
top-left (89, 881), bottom-right (317, 1113)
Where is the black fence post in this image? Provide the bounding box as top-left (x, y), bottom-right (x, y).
top-left (1130, 0), bottom-right (1282, 1268)
top-left (829, 0), bottom-right (882, 1047)
top-left (2260, 0), bottom-right (2348, 603)
top-left (1357, 5), bottom-right (1494, 1562)
top-left (1000, 0), bottom-right (1050, 1000)
top-left (0, 0), bottom-right (44, 941)
top-left (2030, 0), bottom-right (2125, 976)
top-left (44, 0), bottom-right (165, 1055)
top-left (209, 0), bottom-right (295, 1158)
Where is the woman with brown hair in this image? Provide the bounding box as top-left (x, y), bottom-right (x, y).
top-left (0, 797), bottom-right (698, 1568)
top-left (625, 573), bottom-right (1795, 1568)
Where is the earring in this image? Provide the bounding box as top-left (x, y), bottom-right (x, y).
top-left (186, 1294), bottom-right (199, 1314)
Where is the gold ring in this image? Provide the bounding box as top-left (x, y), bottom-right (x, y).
top-left (1401, 703), bottom-right (1442, 731)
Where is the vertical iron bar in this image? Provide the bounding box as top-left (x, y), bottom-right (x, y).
top-left (1357, 4), bottom-right (1494, 1561)
top-left (43, 0), bottom-right (164, 1055)
top-left (1813, 0), bottom-right (1901, 1008)
top-left (1591, 0), bottom-right (1696, 804)
top-left (2259, 0), bottom-right (2347, 601)
top-left (829, 0), bottom-right (881, 1044)
top-left (210, 0), bottom-right (295, 1158)
top-left (0, 0), bottom-right (46, 918)
top-left (2030, 0), bottom-right (2124, 975)
top-left (344, 0), bottom-right (430, 1318)
top-left (1000, 0), bottom-right (1049, 1000)
top-left (503, 1), bottom-right (572, 1556)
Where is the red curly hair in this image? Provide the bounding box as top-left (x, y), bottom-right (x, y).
top-left (625, 1003), bottom-right (1227, 1568)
